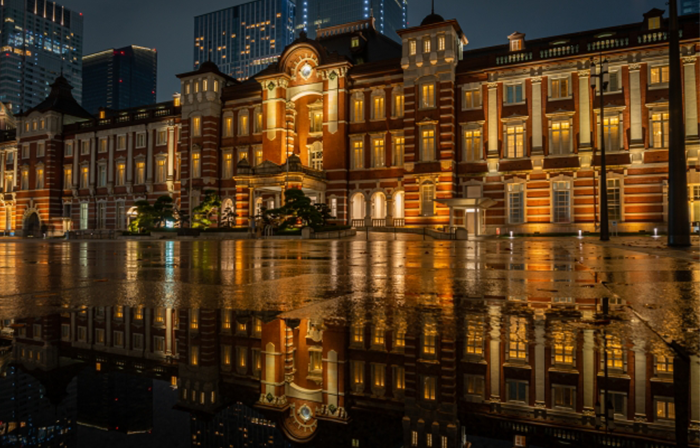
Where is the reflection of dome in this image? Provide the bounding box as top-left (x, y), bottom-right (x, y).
top-left (299, 405), bottom-right (312, 422)
top-left (421, 12), bottom-right (445, 26)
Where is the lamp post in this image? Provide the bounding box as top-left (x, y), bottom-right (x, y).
top-left (590, 57), bottom-right (610, 241)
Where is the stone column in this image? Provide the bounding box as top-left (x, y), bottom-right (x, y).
top-left (487, 82), bottom-right (499, 159)
top-left (167, 126), bottom-right (175, 182)
top-left (13, 150), bottom-right (18, 190)
top-left (146, 129), bottom-right (154, 192)
top-left (107, 135), bottom-right (114, 193)
top-left (165, 307), bottom-right (173, 355)
top-left (531, 77), bottom-right (543, 154)
top-left (578, 70), bottom-right (592, 149)
top-left (489, 305), bottom-right (502, 403)
top-left (126, 133), bottom-right (133, 193)
top-left (72, 142), bottom-right (78, 189)
top-left (628, 64), bottom-right (643, 147)
top-left (386, 198), bottom-right (394, 225)
top-left (534, 318), bottom-right (546, 408)
top-left (365, 196), bottom-right (372, 227)
top-left (633, 343), bottom-right (646, 424)
top-left (89, 137), bottom-right (96, 187)
top-left (683, 56), bottom-right (698, 140)
top-left (583, 330), bottom-right (595, 412)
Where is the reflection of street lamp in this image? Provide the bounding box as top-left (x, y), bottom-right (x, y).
top-left (590, 57), bottom-right (610, 241)
top-left (594, 297), bottom-right (614, 432)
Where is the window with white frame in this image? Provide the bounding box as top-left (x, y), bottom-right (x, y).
top-left (506, 380), bottom-right (528, 403)
top-left (352, 139), bottom-right (364, 169)
top-left (650, 111), bottom-right (669, 148)
top-left (464, 374), bottom-right (485, 399)
top-left (550, 119), bottom-right (572, 155)
top-left (155, 158), bottom-right (166, 183)
top-left (372, 137), bottom-right (385, 168)
top-left (80, 166), bottom-right (89, 189)
top-left (650, 66), bottom-right (669, 85)
top-left (37, 141), bottom-right (45, 157)
top-left (393, 135), bottom-right (405, 166)
top-left (309, 143), bottom-right (323, 170)
top-left (309, 109), bottom-right (323, 133)
top-left (35, 166), bottom-right (44, 189)
top-left (553, 181), bottom-right (571, 223)
top-left (79, 203), bottom-right (88, 230)
top-left (22, 145), bottom-right (29, 159)
top-left (117, 135), bottom-right (127, 150)
top-left (116, 163), bottom-right (126, 186)
top-left (191, 151), bottom-right (201, 178)
top-left (423, 37), bottom-right (431, 53)
top-left (98, 164), bottom-right (107, 187)
top-left (550, 76), bottom-right (570, 100)
top-left (463, 125), bottom-right (482, 162)
top-left (655, 397), bottom-right (675, 421)
top-left (136, 133), bottom-right (146, 148)
top-left (463, 84), bottom-right (482, 110)
top-left (371, 91), bottom-right (385, 120)
top-left (604, 334), bottom-right (625, 371)
top-left (223, 152), bottom-right (233, 178)
top-left (438, 34), bottom-right (446, 51)
top-left (20, 168), bottom-right (28, 190)
top-left (352, 93), bottom-right (365, 123)
top-left (192, 117), bottom-right (202, 137)
top-left (238, 110), bottom-right (249, 136)
top-left (655, 355), bottom-right (674, 374)
top-left (420, 82), bottom-right (436, 109)
top-left (508, 183), bottom-right (524, 224)
top-left (254, 146), bottom-right (263, 166)
top-left (409, 39), bottom-right (417, 55)
top-left (420, 126), bottom-right (436, 161)
top-left (81, 140), bottom-right (90, 155)
top-left (505, 124), bottom-right (525, 158)
top-left (157, 130), bottom-right (167, 146)
top-left (254, 108), bottom-right (263, 134)
top-left (65, 141), bottom-right (73, 156)
top-left (552, 385), bottom-right (576, 410)
top-left (423, 376), bottom-right (436, 400)
top-left (135, 161), bottom-right (146, 184)
top-left (505, 83), bottom-right (524, 104)
top-left (598, 114), bottom-right (622, 151)
top-left (607, 179), bottom-right (622, 222)
top-left (97, 202), bottom-right (106, 229)
top-left (223, 115), bottom-right (233, 137)
top-left (392, 89), bottom-right (404, 118)
top-left (420, 182), bottom-right (435, 217)
top-left (63, 166), bottom-right (72, 188)
top-left (608, 69), bottom-right (621, 92)
top-left (602, 391), bottom-right (627, 419)
top-left (552, 330), bottom-right (575, 364)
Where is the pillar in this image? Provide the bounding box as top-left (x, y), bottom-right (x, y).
top-left (633, 343), bottom-right (646, 422)
top-left (146, 129), bottom-right (154, 188)
top-left (72, 141), bottom-right (78, 189)
top-left (489, 304), bottom-right (501, 402)
top-left (628, 64), bottom-right (643, 147)
top-left (487, 82), bottom-right (499, 158)
top-left (583, 330), bottom-right (595, 411)
top-left (167, 126), bottom-right (175, 183)
top-left (365, 195), bottom-right (372, 227)
top-left (0, 152), bottom-right (4, 190)
top-left (107, 135), bottom-right (114, 192)
top-left (531, 77), bottom-right (543, 154)
top-left (89, 137), bottom-right (96, 187)
top-left (578, 70), bottom-right (592, 148)
top-left (683, 56), bottom-right (698, 140)
top-left (534, 318), bottom-right (546, 407)
top-left (126, 133), bottom-right (133, 192)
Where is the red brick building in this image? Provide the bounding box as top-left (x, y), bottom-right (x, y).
top-left (1, 9), bottom-right (699, 236)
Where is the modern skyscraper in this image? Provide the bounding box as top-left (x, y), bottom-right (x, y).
top-left (82, 45), bottom-right (158, 114)
top-left (194, 0), bottom-right (296, 81)
top-left (0, 0), bottom-right (83, 114)
top-left (296, 0), bottom-right (408, 41)
top-left (680, 0), bottom-right (699, 15)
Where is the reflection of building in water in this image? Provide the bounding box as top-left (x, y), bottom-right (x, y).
top-left (190, 402), bottom-right (290, 447)
top-left (6, 299), bottom-right (700, 446)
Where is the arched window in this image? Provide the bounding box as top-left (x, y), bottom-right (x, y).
top-left (351, 193), bottom-right (366, 221)
top-left (371, 192), bottom-right (386, 219)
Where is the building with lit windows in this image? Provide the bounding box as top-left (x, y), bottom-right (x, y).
top-left (295, 0), bottom-right (408, 42)
top-left (82, 45), bottom-right (158, 115)
top-left (193, 0), bottom-right (296, 81)
top-left (0, 0), bottom-right (83, 114)
top-left (1, 9), bottom-right (699, 237)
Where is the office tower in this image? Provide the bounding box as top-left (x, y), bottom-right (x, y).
top-left (82, 45), bottom-right (158, 114)
top-left (680, 0), bottom-right (699, 15)
top-left (194, 0), bottom-right (296, 81)
top-left (296, 0), bottom-right (408, 41)
top-left (0, 0), bottom-right (83, 114)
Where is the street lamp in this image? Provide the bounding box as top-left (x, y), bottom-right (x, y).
top-left (590, 58), bottom-right (610, 241)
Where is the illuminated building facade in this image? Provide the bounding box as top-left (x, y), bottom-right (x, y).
top-left (295, 0), bottom-right (408, 42)
top-left (0, 0), bottom-right (83, 114)
top-left (1, 9), bottom-right (699, 236)
top-left (82, 45), bottom-right (158, 115)
top-left (193, 0), bottom-right (296, 81)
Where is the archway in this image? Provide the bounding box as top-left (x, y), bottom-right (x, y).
top-left (23, 212), bottom-right (41, 238)
top-left (371, 192), bottom-right (386, 220)
top-left (393, 191), bottom-right (405, 220)
top-left (350, 193), bottom-right (366, 223)
top-left (126, 207), bottom-right (138, 230)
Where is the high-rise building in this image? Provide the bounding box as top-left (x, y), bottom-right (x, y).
top-left (0, 0), bottom-right (83, 114)
top-left (82, 45), bottom-right (158, 114)
top-left (194, 0), bottom-right (296, 81)
top-left (681, 0), bottom-right (699, 15)
top-left (296, 0), bottom-right (407, 41)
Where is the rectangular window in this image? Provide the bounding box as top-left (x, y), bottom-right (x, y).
top-left (394, 366), bottom-right (406, 390)
top-left (421, 183), bottom-right (435, 217)
top-left (95, 328), bottom-right (105, 344)
top-left (157, 130), bottom-right (167, 146)
top-left (221, 345), bottom-right (232, 366)
top-left (352, 97), bottom-right (364, 122)
top-left (650, 66), bottom-right (669, 85)
top-left (463, 87), bottom-right (481, 109)
top-left (134, 132), bottom-right (145, 149)
top-left (190, 345), bottom-right (199, 366)
top-left (508, 183), bottom-right (524, 224)
top-left (352, 324), bottom-right (364, 345)
top-left (310, 111), bottom-right (323, 133)
top-left (463, 128), bottom-right (482, 162)
top-left (421, 128), bottom-right (436, 161)
top-left (352, 140), bottom-right (364, 169)
top-left (465, 318), bottom-right (484, 355)
top-left (35, 167), bottom-right (44, 189)
top-left (65, 142), bottom-right (73, 156)
top-left (651, 112), bottom-right (669, 148)
top-left (656, 398), bottom-right (675, 421)
top-left (421, 83), bottom-right (435, 109)
top-left (603, 392), bottom-right (628, 419)
top-left (423, 323), bottom-right (437, 355)
top-left (550, 77), bottom-right (569, 99)
top-left (98, 165), bottom-right (107, 187)
top-left (63, 167), bottom-right (73, 189)
top-left (372, 326), bottom-right (385, 347)
top-left (255, 109), bottom-right (263, 133)
top-left (372, 95), bottom-right (385, 120)
top-left (21, 170), bottom-right (28, 190)
top-left (77, 326), bottom-right (87, 342)
top-left (153, 336), bottom-right (165, 352)
top-left (372, 137), bottom-right (385, 168)
top-left (465, 375), bottom-right (485, 397)
top-left (507, 380), bottom-right (528, 403)
top-left (550, 120), bottom-right (571, 155)
top-left (352, 361), bottom-right (364, 387)
top-left (409, 40), bottom-right (417, 55)
top-left (22, 145), bottom-right (29, 159)
top-left (506, 125), bottom-right (525, 158)
top-left (393, 135), bottom-right (405, 166)
top-left (309, 350), bottom-right (323, 373)
top-left (98, 138), bottom-right (108, 153)
top-left (80, 167), bottom-right (89, 189)
top-left (236, 346), bottom-right (247, 369)
top-left (393, 93), bottom-right (404, 117)
top-left (192, 117), bottom-right (202, 137)
top-left (132, 333), bottom-right (144, 350)
top-left (423, 376), bottom-right (436, 400)
top-left (505, 84), bottom-right (524, 104)
top-left (607, 179), bottom-right (622, 222)
top-left (553, 385), bottom-right (575, 409)
top-left (81, 140), bottom-right (90, 155)
top-left (254, 148), bottom-right (263, 167)
top-left (656, 355), bottom-right (674, 374)
top-left (113, 331), bottom-right (124, 348)
top-left (61, 324), bottom-right (70, 341)
top-left (508, 316), bottom-right (528, 360)
top-left (117, 135), bottom-right (127, 151)
top-left (600, 116), bottom-right (621, 151)
top-left (190, 310), bottom-right (200, 330)
top-left (239, 113), bottom-right (249, 136)
top-left (224, 116), bottom-right (233, 137)
top-left (80, 203), bottom-right (88, 230)
top-left (116, 163), bottom-right (126, 186)
top-left (605, 334), bottom-right (625, 370)
top-left (553, 330), bottom-right (575, 364)
top-left (155, 159), bottom-right (166, 183)
top-left (135, 162), bottom-right (145, 184)
top-left (423, 37), bottom-right (431, 53)
top-left (330, 198), bottom-right (338, 218)
top-left (223, 153), bottom-right (233, 178)
top-left (192, 152), bottom-right (201, 178)
top-left (37, 142), bottom-right (45, 157)
top-left (438, 35), bottom-right (445, 51)
top-left (553, 181), bottom-right (571, 223)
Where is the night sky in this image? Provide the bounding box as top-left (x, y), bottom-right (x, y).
top-left (64, 0), bottom-right (664, 102)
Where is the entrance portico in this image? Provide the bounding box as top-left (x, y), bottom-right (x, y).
top-left (435, 198), bottom-right (495, 237)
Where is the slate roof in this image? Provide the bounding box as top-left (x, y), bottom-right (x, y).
top-left (16, 77), bottom-right (93, 120)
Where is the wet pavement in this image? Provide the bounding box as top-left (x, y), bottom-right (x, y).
top-left (0, 235), bottom-right (698, 447)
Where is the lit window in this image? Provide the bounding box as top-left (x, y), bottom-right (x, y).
top-left (550, 120), bottom-right (571, 155)
top-left (508, 316), bottom-right (528, 360)
top-left (372, 94), bottom-right (385, 120)
top-left (393, 92), bottom-right (404, 117)
top-left (648, 16), bottom-right (661, 30)
top-left (156, 159), bottom-right (166, 183)
top-left (351, 36), bottom-right (360, 48)
top-left (190, 310), bottom-right (200, 330)
top-left (35, 167), bottom-right (44, 189)
top-left (352, 140), bottom-right (364, 170)
top-left (116, 163), bottom-right (126, 186)
top-left (223, 153), bottom-right (233, 178)
top-left (352, 323), bottom-right (364, 344)
top-left (421, 128), bottom-right (436, 161)
top-left (422, 323), bottom-right (437, 355)
top-left (191, 345), bottom-right (199, 366)
top-left (553, 330), bottom-right (575, 364)
top-left (508, 183), bottom-right (524, 224)
top-left (409, 40), bottom-right (417, 56)
top-left (80, 167), bottom-right (89, 189)
top-left (463, 127), bottom-right (482, 162)
top-left (656, 398), bottom-right (675, 421)
top-left (63, 167), bottom-right (72, 188)
top-left (372, 137), bottom-right (385, 168)
top-left (352, 360), bottom-right (364, 387)
top-left (117, 135), bottom-right (127, 150)
top-left (510, 39), bottom-right (523, 52)
top-left (393, 135), bottom-right (405, 167)
top-left (192, 152), bottom-right (201, 178)
top-left (254, 109), bottom-right (263, 133)
top-left (352, 95), bottom-right (364, 122)
top-left (650, 66), bottom-right (669, 84)
top-left (656, 355), bottom-right (673, 373)
top-left (423, 37), bottom-right (431, 53)
top-left (310, 111), bottom-right (323, 133)
top-left (650, 112), bottom-right (669, 148)
top-left (423, 376), bottom-right (436, 400)
top-left (394, 366), bottom-right (406, 390)
top-left (192, 117), bottom-right (201, 137)
top-left (552, 181), bottom-right (571, 223)
top-left (463, 86), bottom-right (481, 109)
top-left (309, 350), bottom-right (323, 373)
top-left (421, 83), bottom-right (435, 108)
top-left (465, 375), bottom-right (484, 397)
top-left (505, 125), bottom-right (525, 158)
top-left (438, 35), bottom-right (445, 51)
top-left (421, 182), bottom-right (435, 217)
top-left (605, 334), bottom-right (624, 370)
top-left (550, 77), bottom-right (569, 99)
top-left (224, 116), bottom-right (233, 137)
top-left (135, 162), bottom-right (145, 184)
top-left (157, 130), bottom-right (167, 146)
top-left (465, 317), bottom-right (484, 355)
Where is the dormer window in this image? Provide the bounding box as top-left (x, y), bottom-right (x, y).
top-left (648, 16), bottom-right (661, 30)
top-left (508, 32), bottom-right (525, 52)
top-left (352, 37), bottom-right (360, 48)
